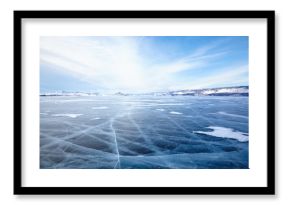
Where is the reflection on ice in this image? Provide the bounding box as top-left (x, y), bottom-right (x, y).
top-left (40, 96), bottom-right (248, 169)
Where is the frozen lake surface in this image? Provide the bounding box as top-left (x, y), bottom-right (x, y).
top-left (40, 96), bottom-right (248, 169)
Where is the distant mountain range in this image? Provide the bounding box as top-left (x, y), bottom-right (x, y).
top-left (40, 86), bottom-right (249, 97)
top-left (168, 86), bottom-right (249, 96)
top-left (40, 91), bottom-right (99, 97)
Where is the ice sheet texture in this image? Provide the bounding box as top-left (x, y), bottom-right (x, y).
top-left (40, 96), bottom-right (249, 169)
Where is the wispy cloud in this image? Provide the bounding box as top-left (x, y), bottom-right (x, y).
top-left (169, 65), bottom-right (248, 90)
top-left (40, 36), bottom-right (248, 92)
top-left (41, 37), bottom-right (147, 92)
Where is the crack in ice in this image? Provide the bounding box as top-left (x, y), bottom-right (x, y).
top-left (110, 118), bottom-right (121, 168)
top-left (40, 96), bottom-right (249, 169)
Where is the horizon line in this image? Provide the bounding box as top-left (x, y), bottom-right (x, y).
top-left (40, 85), bottom-right (249, 94)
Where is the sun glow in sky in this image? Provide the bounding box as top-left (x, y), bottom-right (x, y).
top-left (40, 36), bottom-right (248, 93)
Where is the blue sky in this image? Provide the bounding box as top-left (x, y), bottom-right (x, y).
top-left (40, 36), bottom-right (248, 93)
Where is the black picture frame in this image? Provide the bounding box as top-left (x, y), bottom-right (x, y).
top-left (14, 10), bottom-right (275, 195)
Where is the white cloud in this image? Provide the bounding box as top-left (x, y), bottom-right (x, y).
top-left (40, 36), bottom-right (247, 92)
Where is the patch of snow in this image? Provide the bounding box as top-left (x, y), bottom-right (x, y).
top-left (92, 106), bottom-right (108, 109)
top-left (193, 126), bottom-right (248, 142)
top-left (91, 117), bottom-right (101, 120)
top-left (156, 108), bottom-right (165, 111)
top-left (170, 111), bottom-right (183, 115)
top-left (217, 111), bottom-right (248, 119)
top-left (52, 114), bottom-right (83, 118)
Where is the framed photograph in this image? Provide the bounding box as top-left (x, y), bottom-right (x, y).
top-left (14, 10), bottom-right (275, 195)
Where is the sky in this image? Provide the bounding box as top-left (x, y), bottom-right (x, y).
top-left (40, 36), bottom-right (248, 93)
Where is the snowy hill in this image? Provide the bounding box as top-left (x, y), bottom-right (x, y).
top-left (40, 91), bottom-right (99, 96)
top-left (169, 86), bottom-right (249, 96)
